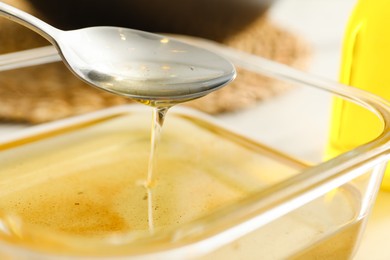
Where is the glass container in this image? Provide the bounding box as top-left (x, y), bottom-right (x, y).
top-left (0, 42), bottom-right (390, 259)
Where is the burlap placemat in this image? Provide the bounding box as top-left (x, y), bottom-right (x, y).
top-left (0, 0), bottom-right (310, 123)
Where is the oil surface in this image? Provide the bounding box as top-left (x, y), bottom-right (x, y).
top-left (0, 111), bottom-right (361, 258)
top-left (0, 112), bottom-right (296, 255)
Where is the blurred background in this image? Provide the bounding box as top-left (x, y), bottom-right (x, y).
top-left (0, 0), bottom-right (389, 258)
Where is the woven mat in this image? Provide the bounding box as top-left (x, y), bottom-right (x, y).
top-left (0, 0), bottom-right (311, 123)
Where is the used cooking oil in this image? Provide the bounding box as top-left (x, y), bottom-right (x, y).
top-left (0, 110), bottom-right (364, 259)
top-left (327, 0), bottom-right (390, 189)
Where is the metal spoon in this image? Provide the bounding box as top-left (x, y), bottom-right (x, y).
top-left (0, 2), bottom-right (235, 105)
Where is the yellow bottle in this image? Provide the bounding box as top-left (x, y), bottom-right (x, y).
top-left (328, 0), bottom-right (390, 190)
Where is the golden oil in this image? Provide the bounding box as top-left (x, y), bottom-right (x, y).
top-left (0, 111), bottom-right (363, 258)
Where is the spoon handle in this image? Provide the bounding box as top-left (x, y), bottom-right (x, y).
top-left (0, 2), bottom-right (60, 43)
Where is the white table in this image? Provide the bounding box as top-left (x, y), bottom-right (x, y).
top-left (1, 0), bottom-right (389, 259)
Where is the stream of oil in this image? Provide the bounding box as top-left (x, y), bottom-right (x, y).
top-left (144, 106), bottom-right (170, 233)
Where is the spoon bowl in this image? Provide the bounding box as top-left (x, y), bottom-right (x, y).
top-left (0, 2), bottom-right (235, 104)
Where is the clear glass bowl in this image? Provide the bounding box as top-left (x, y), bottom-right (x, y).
top-left (1, 41), bottom-right (390, 259)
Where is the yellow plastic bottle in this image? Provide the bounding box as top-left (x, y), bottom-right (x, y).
top-left (328, 0), bottom-right (390, 190)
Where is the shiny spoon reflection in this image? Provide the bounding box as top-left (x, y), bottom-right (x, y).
top-left (0, 2), bottom-right (236, 105)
